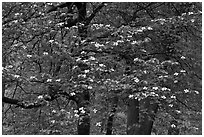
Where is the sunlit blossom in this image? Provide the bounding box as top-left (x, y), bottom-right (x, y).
top-left (38, 95), bottom-right (43, 99)
top-left (181, 56), bottom-right (186, 59)
top-left (74, 110), bottom-right (78, 113)
top-left (170, 95), bottom-right (176, 99)
top-left (47, 79), bottom-right (52, 82)
top-left (171, 124), bottom-right (176, 128)
top-left (93, 109), bottom-right (97, 113)
top-left (152, 87), bottom-right (158, 90)
top-left (87, 86), bottom-right (93, 89)
top-left (96, 122), bottom-right (102, 127)
top-left (143, 87), bottom-right (148, 90)
top-left (81, 109), bottom-right (86, 114)
top-left (27, 55), bottom-right (32, 58)
top-left (52, 110), bottom-right (56, 113)
top-left (161, 87), bottom-right (168, 91)
top-left (180, 70), bottom-right (186, 73)
top-left (56, 79), bottom-right (61, 82)
top-left (74, 114), bottom-right (79, 117)
top-left (51, 120), bottom-right (55, 123)
top-left (128, 94), bottom-right (134, 99)
top-left (43, 52), bottom-right (48, 55)
top-left (134, 77), bottom-right (140, 83)
top-left (84, 70), bottom-right (90, 73)
top-left (70, 92), bottom-right (76, 96)
top-left (89, 56), bottom-right (96, 60)
top-left (184, 89), bottom-right (190, 93)
top-left (175, 110), bottom-right (181, 114)
top-left (169, 104), bottom-right (173, 107)
top-left (161, 96), bottom-right (166, 99)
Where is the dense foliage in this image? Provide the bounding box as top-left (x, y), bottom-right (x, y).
top-left (2, 2), bottom-right (202, 135)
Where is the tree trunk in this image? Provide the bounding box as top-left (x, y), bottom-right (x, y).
top-left (126, 97), bottom-right (158, 135)
top-left (106, 96), bottom-right (118, 135)
top-left (74, 3), bottom-right (91, 135)
top-left (77, 2), bottom-right (87, 38)
top-left (77, 91), bottom-right (90, 135)
top-left (77, 113), bottom-right (90, 135)
top-left (126, 99), bottom-right (140, 134)
top-left (139, 97), bottom-right (158, 135)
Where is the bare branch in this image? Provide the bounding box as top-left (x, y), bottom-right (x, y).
top-left (176, 97), bottom-right (200, 112)
top-left (85, 3), bottom-right (105, 25)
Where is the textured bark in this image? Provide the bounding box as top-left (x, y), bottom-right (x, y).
top-left (106, 115), bottom-right (114, 135)
top-left (106, 96), bottom-right (118, 135)
top-left (77, 91), bottom-right (90, 135)
top-left (77, 3), bottom-right (87, 38)
top-left (126, 99), bottom-right (140, 134)
top-left (73, 3), bottom-right (91, 135)
top-left (77, 114), bottom-right (90, 135)
top-left (139, 97), bottom-right (158, 135)
top-left (126, 97), bottom-right (158, 135)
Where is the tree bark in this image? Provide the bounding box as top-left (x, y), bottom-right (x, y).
top-left (139, 97), bottom-right (158, 135)
top-left (126, 97), bottom-right (158, 135)
top-left (77, 91), bottom-right (90, 135)
top-left (71, 3), bottom-right (91, 135)
top-left (77, 113), bottom-right (90, 135)
top-left (126, 99), bottom-right (140, 134)
top-left (106, 96), bottom-right (118, 135)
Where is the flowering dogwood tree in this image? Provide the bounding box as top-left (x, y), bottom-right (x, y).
top-left (2, 2), bottom-right (201, 135)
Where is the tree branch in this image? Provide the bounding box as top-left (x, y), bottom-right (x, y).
top-left (2, 96), bottom-right (51, 109)
top-left (85, 3), bottom-right (105, 25)
top-left (63, 3), bottom-right (105, 28)
top-left (47, 2), bottom-right (74, 13)
top-left (2, 86), bottom-right (78, 109)
top-left (176, 97), bottom-right (200, 112)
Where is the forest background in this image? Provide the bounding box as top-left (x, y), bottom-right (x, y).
top-left (1, 1), bottom-right (202, 135)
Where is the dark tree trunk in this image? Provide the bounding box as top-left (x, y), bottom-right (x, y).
top-left (139, 97), bottom-right (158, 135)
top-left (73, 3), bottom-right (91, 135)
top-left (106, 96), bottom-right (118, 135)
top-left (106, 116), bottom-right (114, 135)
top-left (77, 114), bottom-right (90, 135)
top-left (76, 2), bottom-right (87, 39)
top-left (126, 99), bottom-right (140, 134)
top-left (126, 97), bottom-right (158, 135)
top-left (77, 91), bottom-right (90, 135)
